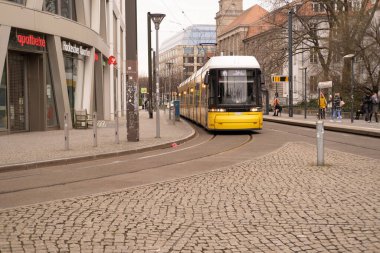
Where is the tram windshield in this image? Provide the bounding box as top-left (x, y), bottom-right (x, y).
top-left (212, 69), bottom-right (258, 106)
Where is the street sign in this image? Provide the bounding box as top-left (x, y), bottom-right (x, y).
top-left (318, 81), bottom-right (332, 89)
top-left (272, 75), bottom-right (288, 82)
top-left (141, 88), bottom-right (147, 94)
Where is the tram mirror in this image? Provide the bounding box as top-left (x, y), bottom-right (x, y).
top-left (204, 71), bottom-right (209, 85)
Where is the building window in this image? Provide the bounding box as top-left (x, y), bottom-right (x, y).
top-left (312, 2), bottom-right (325, 13)
top-left (183, 57), bottom-right (194, 64)
top-left (184, 47), bottom-right (194, 55)
top-left (43, 0), bottom-right (77, 21)
top-left (7, 0), bottom-right (25, 5)
top-left (310, 47), bottom-right (318, 64)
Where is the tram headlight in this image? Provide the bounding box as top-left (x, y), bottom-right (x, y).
top-left (250, 107), bottom-right (262, 112)
top-left (209, 108), bottom-right (226, 112)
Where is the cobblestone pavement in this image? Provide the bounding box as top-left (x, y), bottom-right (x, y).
top-left (0, 142), bottom-right (379, 252)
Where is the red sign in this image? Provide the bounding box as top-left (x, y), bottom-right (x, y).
top-left (108, 56), bottom-right (117, 65)
top-left (95, 53), bottom-right (99, 61)
top-left (17, 34), bottom-right (46, 47)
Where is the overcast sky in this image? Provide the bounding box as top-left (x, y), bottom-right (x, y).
top-left (136, 0), bottom-right (270, 76)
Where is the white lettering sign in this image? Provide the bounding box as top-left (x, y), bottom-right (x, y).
top-left (62, 41), bottom-right (90, 57)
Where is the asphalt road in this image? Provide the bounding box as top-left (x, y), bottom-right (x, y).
top-left (0, 121), bottom-right (378, 209)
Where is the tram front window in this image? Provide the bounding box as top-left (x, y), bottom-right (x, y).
top-left (217, 69), bottom-right (255, 105)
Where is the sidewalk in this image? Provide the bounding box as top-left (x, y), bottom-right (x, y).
top-left (0, 110), bottom-right (194, 171)
top-left (264, 113), bottom-right (380, 138)
top-left (0, 111), bottom-right (378, 172)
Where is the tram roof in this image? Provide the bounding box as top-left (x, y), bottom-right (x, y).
top-left (204, 56), bottom-right (260, 70)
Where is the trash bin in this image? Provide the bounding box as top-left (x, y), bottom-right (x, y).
top-left (173, 100), bottom-right (180, 121)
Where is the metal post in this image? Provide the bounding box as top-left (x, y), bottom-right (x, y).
top-left (167, 62), bottom-right (173, 120)
top-left (316, 120), bottom-right (324, 166)
top-left (350, 58), bottom-right (354, 123)
top-left (151, 13), bottom-right (165, 138)
top-left (93, 112), bottom-right (97, 147)
top-left (155, 28), bottom-right (160, 138)
top-left (304, 68), bottom-right (307, 119)
top-left (288, 9), bottom-right (293, 117)
top-left (64, 112), bottom-right (69, 150)
top-left (115, 112), bottom-right (119, 144)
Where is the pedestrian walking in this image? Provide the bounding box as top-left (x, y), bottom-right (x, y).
top-left (331, 93), bottom-right (342, 122)
top-left (370, 91), bottom-right (379, 122)
top-left (319, 92), bottom-right (327, 119)
top-left (362, 93), bottom-right (372, 122)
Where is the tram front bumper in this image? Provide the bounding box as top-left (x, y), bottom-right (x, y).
top-left (209, 112), bottom-right (263, 130)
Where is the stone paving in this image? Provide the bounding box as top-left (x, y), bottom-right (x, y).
top-left (0, 142), bottom-right (379, 252)
top-left (0, 110), bottom-right (193, 167)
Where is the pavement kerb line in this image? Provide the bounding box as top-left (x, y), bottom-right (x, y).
top-left (0, 140), bottom-right (296, 211)
top-left (264, 117), bottom-right (380, 138)
top-left (0, 128), bottom-right (196, 173)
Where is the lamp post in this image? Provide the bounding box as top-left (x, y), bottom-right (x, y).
top-left (299, 67), bottom-right (307, 119)
top-left (343, 54), bottom-right (355, 123)
top-left (151, 13), bottom-right (165, 138)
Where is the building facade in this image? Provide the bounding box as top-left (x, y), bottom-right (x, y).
top-left (159, 24), bottom-right (216, 101)
top-left (0, 0), bottom-right (127, 134)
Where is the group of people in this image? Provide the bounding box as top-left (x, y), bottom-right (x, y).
top-left (272, 90), bottom-right (379, 123)
top-left (360, 91), bottom-right (379, 123)
top-left (319, 92), bottom-right (344, 121)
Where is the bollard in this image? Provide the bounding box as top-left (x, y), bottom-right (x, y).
top-left (64, 112), bottom-right (69, 150)
top-left (316, 120), bottom-right (324, 166)
top-left (115, 112), bottom-right (119, 144)
top-left (93, 112), bottom-right (97, 147)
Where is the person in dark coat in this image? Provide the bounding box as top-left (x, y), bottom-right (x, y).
top-left (362, 94), bottom-right (372, 122)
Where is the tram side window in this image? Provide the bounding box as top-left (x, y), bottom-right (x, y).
top-left (247, 70), bottom-right (255, 104)
top-left (208, 70), bottom-right (217, 107)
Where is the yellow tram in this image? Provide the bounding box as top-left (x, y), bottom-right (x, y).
top-left (178, 56), bottom-right (264, 131)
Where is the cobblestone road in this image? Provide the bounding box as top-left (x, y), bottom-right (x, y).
top-left (0, 142), bottom-right (379, 252)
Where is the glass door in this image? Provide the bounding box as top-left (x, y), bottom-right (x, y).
top-left (8, 52), bottom-right (28, 132)
top-left (0, 65), bottom-right (7, 131)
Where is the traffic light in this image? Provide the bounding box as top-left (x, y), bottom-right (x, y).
top-left (272, 76), bottom-right (289, 82)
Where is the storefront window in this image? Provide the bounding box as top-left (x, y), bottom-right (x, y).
top-left (46, 59), bottom-right (58, 127)
top-left (64, 56), bottom-right (78, 122)
top-left (0, 66), bottom-right (7, 130)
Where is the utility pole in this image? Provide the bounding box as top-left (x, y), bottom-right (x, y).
top-left (288, 8), bottom-right (294, 117)
top-left (147, 12), bottom-right (153, 119)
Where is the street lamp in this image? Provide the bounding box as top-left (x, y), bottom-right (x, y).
top-left (299, 67), bottom-right (307, 119)
top-left (343, 54), bottom-right (355, 123)
top-left (151, 13), bottom-right (165, 138)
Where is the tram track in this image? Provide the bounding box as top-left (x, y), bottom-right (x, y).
top-left (0, 124), bottom-right (253, 195)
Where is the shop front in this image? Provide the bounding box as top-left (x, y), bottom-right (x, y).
top-left (0, 28), bottom-right (59, 133)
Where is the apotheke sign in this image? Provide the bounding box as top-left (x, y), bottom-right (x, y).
top-left (62, 41), bottom-right (90, 57)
